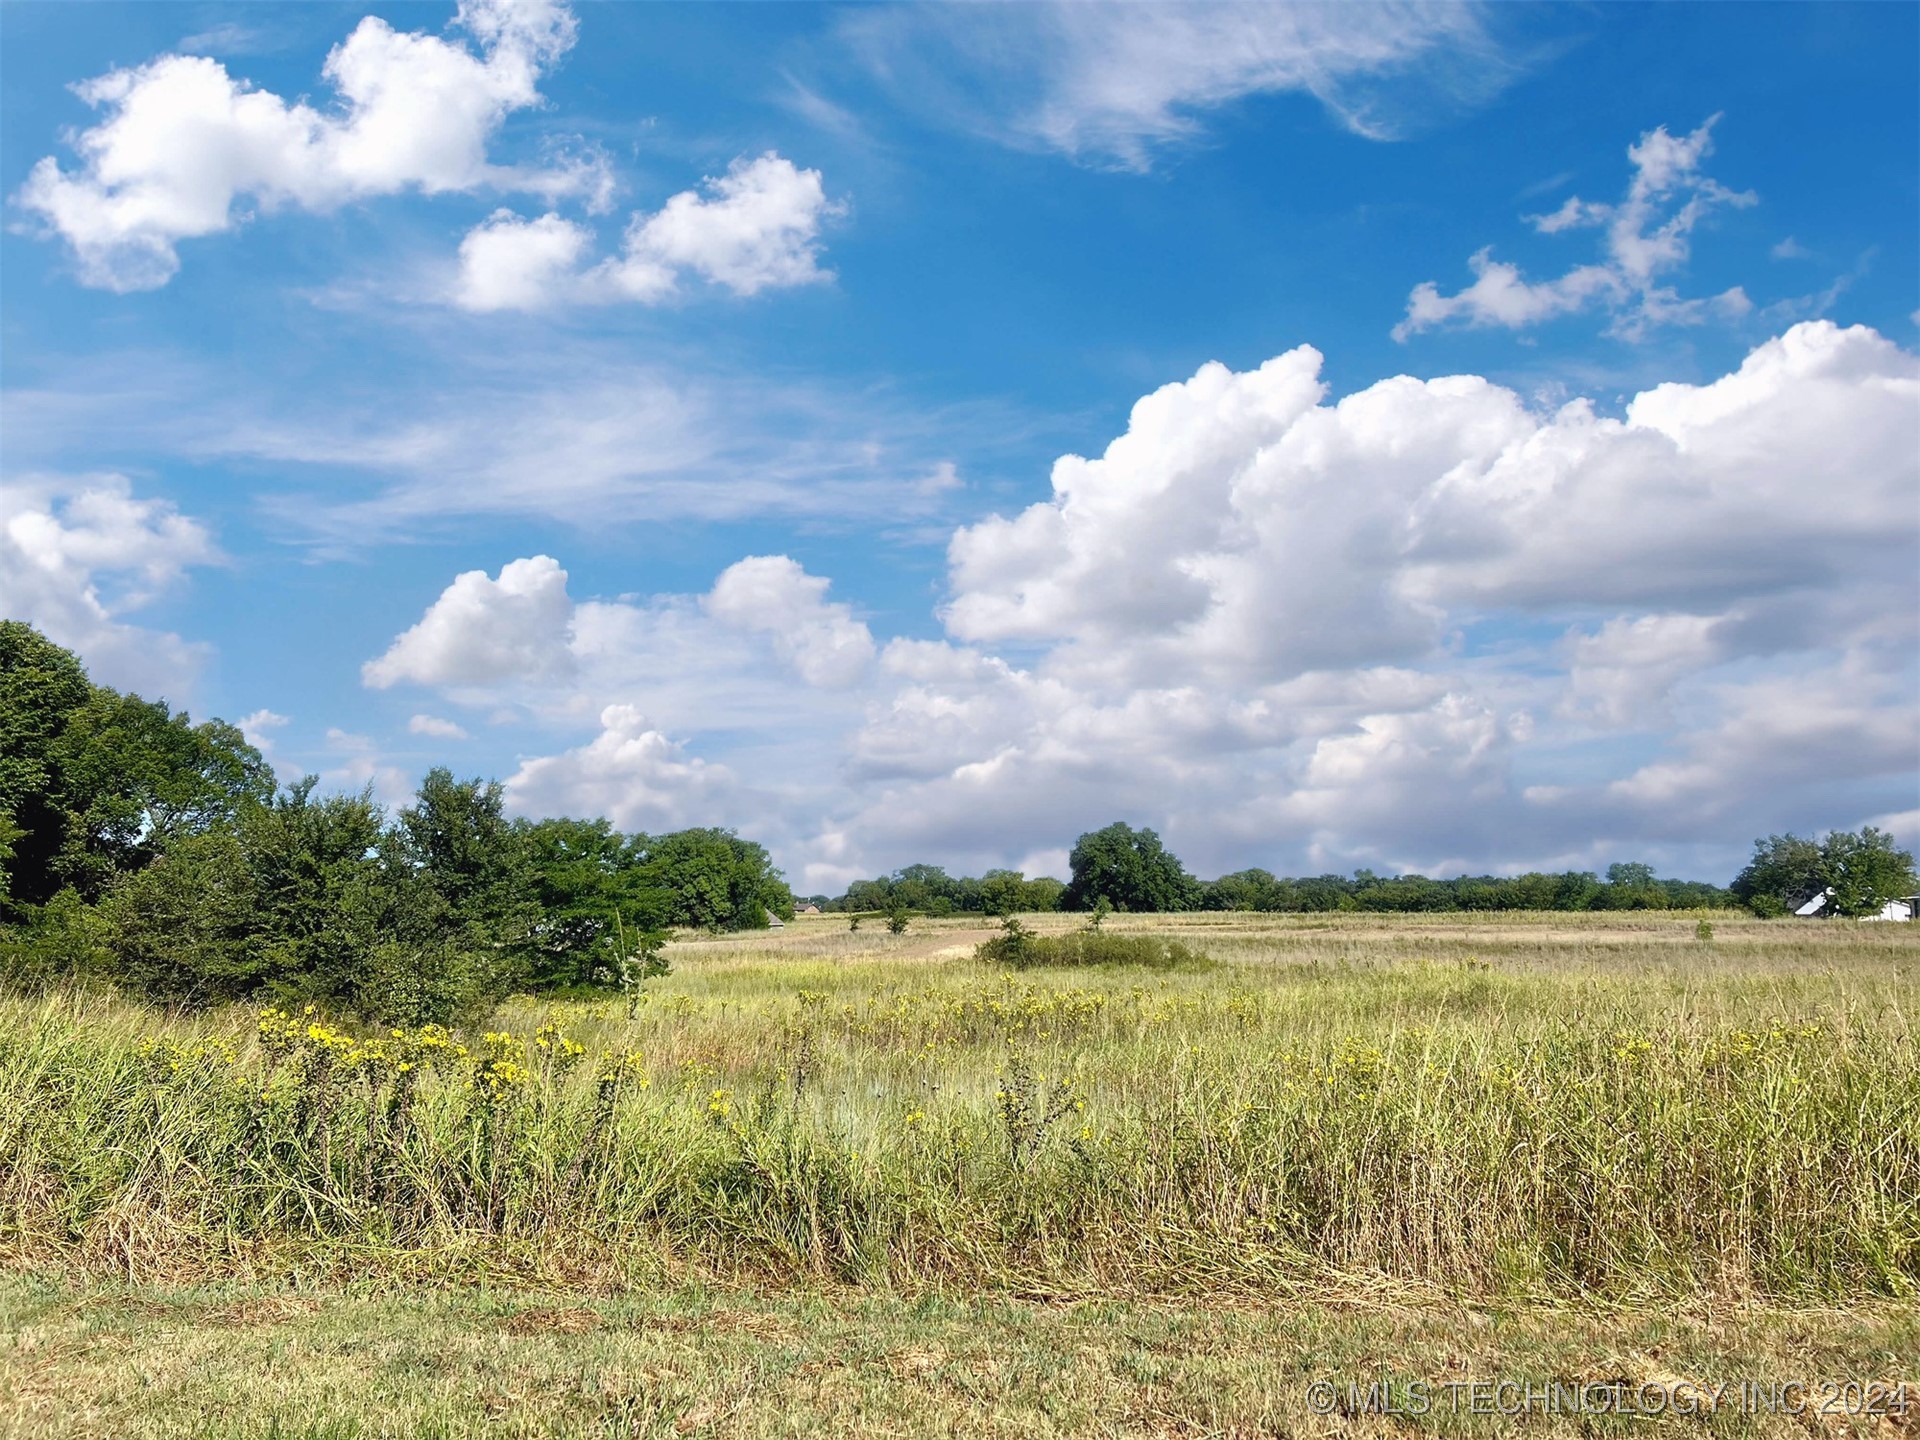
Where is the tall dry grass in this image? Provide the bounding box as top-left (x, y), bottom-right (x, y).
top-left (1, 912), bottom-right (1915, 1301)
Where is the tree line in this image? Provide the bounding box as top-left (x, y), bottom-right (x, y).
top-left (817, 820), bottom-right (1914, 919)
top-left (0, 623), bottom-right (791, 1022)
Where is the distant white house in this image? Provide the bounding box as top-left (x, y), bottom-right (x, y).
top-left (1794, 888), bottom-right (1918, 922)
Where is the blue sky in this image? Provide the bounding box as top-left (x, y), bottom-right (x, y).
top-left (4, 0), bottom-right (1916, 893)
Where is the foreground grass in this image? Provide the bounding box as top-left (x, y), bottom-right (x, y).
top-left (3, 1271), bottom-right (1915, 1438)
top-left (2, 912), bottom-right (1917, 1302)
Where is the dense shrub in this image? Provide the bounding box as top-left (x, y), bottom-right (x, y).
top-left (977, 921), bottom-right (1211, 971)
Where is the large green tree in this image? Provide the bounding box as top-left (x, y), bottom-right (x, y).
top-left (631, 827), bottom-right (794, 932)
top-left (241, 780), bottom-right (392, 1004)
top-left (518, 816), bottom-right (668, 988)
top-left (391, 770), bottom-right (533, 939)
top-left (0, 622), bottom-right (92, 910)
top-left (0, 622), bottom-right (273, 909)
top-left (1818, 828), bottom-right (1917, 917)
top-left (1732, 828), bottom-right (1916, 917)
top-left (1062, 822), bottom-right (1201, 913)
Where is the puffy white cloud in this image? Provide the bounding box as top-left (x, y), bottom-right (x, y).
top-left (704, 556), bottom-right (874, 687)
top-left (455, 209), bottom-right (592, 312)
top-left (1397, 116), bottom-right (1759, 341)
top-left (360, 557), bottom-right (872, 840)
top-left (823, 320), bottom-right (1917, 877)
top-left (0, 473), bottom-right (216, 694)
top-left (15, 0), bottom-right (596, 290)
top-left (1559, 613), bottom-right (1724, 728)
top-left (846, 2), bottom-right (1516, 171)
top-left (505, 704), bottom-right (737, 831)
top-left (457, 153), bottom-right (841, 311)
top-left (363, 554), bottom-right (576, 689)
top-left (409, 713), bottom-right (472, 740)
top-left (946, 322), bottom-right (1917, 691)
top-left (398, 323), bottom-right (1917, 884)
top-left (608, 153), bottom-right (838, 297)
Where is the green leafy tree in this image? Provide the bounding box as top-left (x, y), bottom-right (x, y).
top-left (0, 887), bottom-right (105, 987)
top-left (1202, 868), bottom-right (1284, 911)
top-left (1732, 833), bottom-right (1834, 916)
top-left (240, 780), bottom-right (392, 1007)
top-left (632, 827), bottom-right (792, 931)
top-left (97, 832), bottom-right (262, 1004)
top-left (0, 810), bottom-right (22, 909)
top-left (978, 868), bottom-right (1026, 917)
top-left (1061, 822), bottom-right (1200, 913)
top-left (391, 769), bottom-right (534, 942)
top-left (1820, 827), bottom-right (1917, 918)
top-left (518, 817), bottom-right (665, 989)
top-left (1020, 875), bottom-right (1066, 912)
top-left (382, 769), bottom-right (536, 1012)
top-left (1594, 861), bottom-right (1670, 910)
top-left (0, 622), bottom-right (92, 911)
top-left (0, 623), bottom-right (271, 908)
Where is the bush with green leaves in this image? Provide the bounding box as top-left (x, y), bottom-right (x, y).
top-left (0, 625), bottom-right (801, 1022)
top-left (977, 925), bottom-right (1211, 971)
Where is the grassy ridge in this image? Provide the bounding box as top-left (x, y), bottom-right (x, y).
top-left (1, 912), bottom-right (1916, 1302)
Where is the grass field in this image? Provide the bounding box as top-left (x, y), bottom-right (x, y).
top-left (3, 911), bottom-right (1917, 1435)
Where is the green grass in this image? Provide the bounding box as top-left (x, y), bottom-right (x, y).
top-left (2, 911), bottom-right (1918, 1433)
top-left (3, 1271), bottom-right (1915, 1438)
top-left (3, 911), bottom-right (1915, 1304)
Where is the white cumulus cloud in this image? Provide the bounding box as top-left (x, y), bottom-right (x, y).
top-left (1397, 116), bottom-right (1758, 341)
top-left (0, 473), bottom-right (218, 695)
top-left (505, 704), bottom-right (737, 831)
top-left (365, 324), bottom-right (1918, 885)
top-left (456, 153), bottom-right (841, 312)
top-left (455, 209), bottom-right (593, 312)
top-left (363, 554), bottom-right (576, 689)
top-left (827, 320), bottom-right (1918, 877)
top-left (15, 0), bottom-right (598, 291)
top-left (704, 555), bottom-right (874, 688)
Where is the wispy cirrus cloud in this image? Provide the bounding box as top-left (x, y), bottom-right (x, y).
top-left (1, 338), bottom-right (1008, 549)
top-left (841, 1), bottom-right (1526, 172)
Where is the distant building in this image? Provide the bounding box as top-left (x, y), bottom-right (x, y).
top-left (1793, 888), bottom-right (1917, 922)
top-left (795, 904), bottom-right (822, 915)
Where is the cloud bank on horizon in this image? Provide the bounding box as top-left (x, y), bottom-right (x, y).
top-left (4, 0), bottom-right (1915, 890)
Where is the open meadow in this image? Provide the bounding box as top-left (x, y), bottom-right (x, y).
top-left (3, 910), bottom-right (1917, 1436)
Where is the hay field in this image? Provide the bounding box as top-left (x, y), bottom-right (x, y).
top-left (2, 911), bottom-right (1916, 1436)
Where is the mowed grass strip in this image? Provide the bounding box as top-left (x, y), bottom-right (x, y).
top-left (0, 913), bottom-right (1916, 1303)
top-left (2, 1271), bottom-right (1916, 1439)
